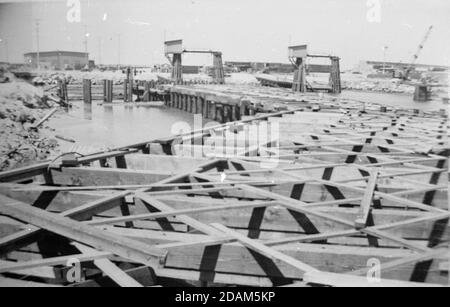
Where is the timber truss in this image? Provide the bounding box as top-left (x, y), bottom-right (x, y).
top-left (0, 103), bottom-right (448, 287)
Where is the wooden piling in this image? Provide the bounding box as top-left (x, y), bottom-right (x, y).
top-left (83, 79), bottom-right (92, 120)
top-left (172, 53), bottom-right (183, 84)
top-left (143, 81), bottom-right (150, 102)
top-left (212, 52), bottom-right (225, 84)
top-left (58, 79), bottom-right (69, 105)
top-left (123, 81), bottom-right (128, 103)
top-left (103, 80), bottom-right (113, 103)
top-left (128, 68), bottom-right (134, 103)
top-left (414, 85), bottom-right (431, 102)
top-left (83, 79), bottom-right (92, 104)
top-left (330, 57), bottom-right (342, 94)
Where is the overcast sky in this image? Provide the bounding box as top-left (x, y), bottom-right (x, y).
top-left (0, 0), bottom-right (449, 68)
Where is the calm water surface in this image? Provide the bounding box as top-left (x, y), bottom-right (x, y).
top-left (48, 91), bottom-right (448, 154)
top-left (48, 101), bottom-right (205, 153)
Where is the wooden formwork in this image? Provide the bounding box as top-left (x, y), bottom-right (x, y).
top-left (0, 100), bottom-right (448, 287)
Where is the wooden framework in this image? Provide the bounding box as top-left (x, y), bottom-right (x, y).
top-left (165, 40), bottom-right (225, 85)
top-left (288, 45), bottom-right (341, 94)
top-left (0, 89), bottom-right (448, 287)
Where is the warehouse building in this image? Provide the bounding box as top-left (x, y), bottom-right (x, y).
top-left (24, 51), bottom-right (89, 70)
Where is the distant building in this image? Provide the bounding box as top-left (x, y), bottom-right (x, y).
top-left (225, 61), bottom-right (294, 73)
top-left (225, 62), bottom-right (252, 72)
top-left (182, 65), bottom-right (201, 74)
top-left (24, 51), bottom-right (89, 70)
top-left (356, 60), bottom-right (450, 75)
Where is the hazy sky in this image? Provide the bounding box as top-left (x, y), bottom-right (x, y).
top-left (0, 0), bottom-right (449, 68)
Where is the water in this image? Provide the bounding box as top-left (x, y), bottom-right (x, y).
top-left (337, 90), bottom-right (448, 111)
top-left (48, 101), bottom-right (203, 153)
top-left (47, 89), bottom-right (448, 154)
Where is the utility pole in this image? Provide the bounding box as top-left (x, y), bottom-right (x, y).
top-left (5, 39), bottom-right (8, 63)
top-left (0, 39), bottom-right (8, 63)
top-left (83, 24), bottom-right (89, 54)
top-left (117, 34), bottom-right (121, 69)
top-left (35, 19), bottom-right (40, 70)
top-left (98, 37), bottom-right (102, 65)
top-left (382, 46), bottom-right (388, 74)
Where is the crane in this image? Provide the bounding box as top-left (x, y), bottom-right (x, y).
top-left (401, 25), bottom-right (433, 80)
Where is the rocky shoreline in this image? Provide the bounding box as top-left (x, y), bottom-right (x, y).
top-left (0, 73), bottom-right (59, 171)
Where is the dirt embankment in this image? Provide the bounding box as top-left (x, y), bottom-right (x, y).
top-left (0, 75), bottom-right (59, 171)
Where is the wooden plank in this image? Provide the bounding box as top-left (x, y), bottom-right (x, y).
top-left (32, 107), bottom-right (58, 129)
top-left (237, 184), bottom-right (433, 252)
top-left (0, 260), bottom-right (59, 279)
top-left (355, 171), bottom-right (379, 229)
top-left (0, 162), bottom-right (50, 183)
top-left (237, 183), bottom-right (355, 228)
top-left (360, 228), bottom-right (431, 253)
top-left (211, 223), bottom-right (319, 277)
top-left (349, 248), bottom-right (448, 276)
top-left (265, 230), bottom-right (360, 246)
top-left (274, 168), bottom-right (445, 213)
top-left (50, 167), bottom-right (171, 186)
top-left (12, 179), bottom-right (281, 192)
top-left (71, 266), bottom-right (157, 287)
top-left (74, 243), bottom-right (143, 287)
top-left (88, 200), bottom-right (277, 226)
top-left (0, 194), bottom-right (167, 267)
top-left (0, 192), bottom-right (130, 253)
top-left (155, 268), bottom-right (275, 287)
top-left (125, 242), bottom-right (446, 282)
top-left (135, 192), bottom-right (223, 236)
top-left (302, 271), bottom-right (443, 287)
top-left (0, 251), bottom-right (112, 273)
top-left (0, 277), bottom-right (62, 287)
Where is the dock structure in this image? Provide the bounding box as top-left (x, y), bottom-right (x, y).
top-left (0, 84), bottom-right (448, 288)
top-left (256, 45), bottom-right (342, 94)
top-left (165, 39), bottom-right (225, 85)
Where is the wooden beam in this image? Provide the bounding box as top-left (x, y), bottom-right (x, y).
top-left (162, 241), bottom-right (444, 282)
top-left (155, 268), bottom-right (275, 287)
top-left (237, 184), bottom-right (433, 252)
top-left (0, 194), bottom-right (167, 267)
top-left (0, 192), bottom-right (130, 253)
top-left (0, 251), bottom-right (112, 274)
top-left (265, 230), bottom-right (360, 246)
top-left (0, 162), bottom-right (50, 183)
top-left (135, 192), bottom-right (223, 236)
top-left (74, 243), bottom-right (143, 287)
top-left (349, 248), bottom-right (448, 276)
top-left (0, 277), bottom-right (62, 287)
top-left (50, 167), bottom-right (171, 187)
top-left (211, 223), bottom-right (319, 277)
top-left (0, 259), bottom-right (60, 280)
top-left (87, 200), bottom-right (278, 226)
top-left (355, 171), bottom-right (379, 229)
top-left (302, 271), bottom-right (443, 287)
top-left (12, 179), bottom-right (282, 192)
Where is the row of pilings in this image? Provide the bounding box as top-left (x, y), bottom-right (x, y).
top-left (77, 78), bottom-right (259, 124)
top-left (165, 90), bottom-right (258, 124)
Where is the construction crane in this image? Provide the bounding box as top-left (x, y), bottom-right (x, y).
top-left (401, 25), bottom-right (433, 81)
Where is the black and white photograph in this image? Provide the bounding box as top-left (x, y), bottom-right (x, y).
top-left (0, 0), bottom-right (448, 291)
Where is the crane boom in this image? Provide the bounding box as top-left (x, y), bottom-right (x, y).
top-left (404, 25), bottom-right (433, 80)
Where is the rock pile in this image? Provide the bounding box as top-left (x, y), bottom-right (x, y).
top-left (0, 81), bottom-right (59, 171)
